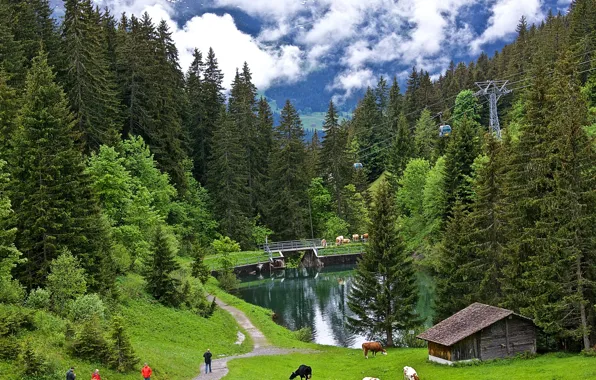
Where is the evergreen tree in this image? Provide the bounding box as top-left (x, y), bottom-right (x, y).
top-left (199, 47), bottom-right (225, 184)
top-left (414, 109), bottom-right (439, 163)
top-left (10, 52), bottom-right (112, 291)
top-left (305, 129), bottom-right (321, 181)
top-left (521, 51), bottom-right (596, 349)
top-left (389, 112), bottom-right (413, 182)
top-left (107, 315), bottom-right (139, 372)
top-left (70, 316), bottom-right (109, 362)
top-left (0, 71), bottom-right (18, 152)
top-left (254, 97), bottom-right (274, 217)
top-left (352, 89), bottom-right (383, 180)
top-left (144, 225), bottom-right (181, 306)
top-left (320, 100), bottom-right (351, 216)
top-left (348, 179), bottom-right (418, 346)
top-left (208, 109), bottom-right (250, 244)
top-left (267, 100), bottom-right (309, 240)
top-left (185, 48), bottom-right (206, 181)
top-left (62, 0), bottom-right (121, 150)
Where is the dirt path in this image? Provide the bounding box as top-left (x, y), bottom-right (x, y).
top-left (193, 296), bottom-right (313, 380)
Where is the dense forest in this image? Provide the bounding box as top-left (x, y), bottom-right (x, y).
top-left (0, 0), bottom-right (595, 376)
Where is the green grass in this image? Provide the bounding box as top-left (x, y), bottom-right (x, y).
top-left (318, 242), bottom-right (366, 256)
top-left (225, 348), bottom-right (596, 380)
top-left (206, 279), bottom-right (315, 350)
top-left (203, 250), bottom-right (275, 270)
top-left (0, 274), bottom-right (251, 380)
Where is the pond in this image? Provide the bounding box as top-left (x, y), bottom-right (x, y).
top-left (236, 264), bottom-right (435, 349)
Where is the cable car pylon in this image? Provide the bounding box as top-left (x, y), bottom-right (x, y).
top-left (475, 80), bottom-right (511, 139)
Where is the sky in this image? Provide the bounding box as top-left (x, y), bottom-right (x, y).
top-left (85, 0), bottom-right (573, 109)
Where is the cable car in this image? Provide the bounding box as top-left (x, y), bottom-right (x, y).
top-left (353, 162), bottom-right (363, 170)
top-left (439, 124), bottom-right (452, 137)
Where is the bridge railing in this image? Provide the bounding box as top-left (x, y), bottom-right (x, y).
top-left (259, 239), bottom-right (323, 252)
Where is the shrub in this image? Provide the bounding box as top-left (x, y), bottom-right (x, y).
top-left (218, 271), bottom-right (239, 292)
top-left (0, 336), bottom-right (19, 359)
top-left (46, 249), bottom-right (87, 313)
top-left (107, 315), bottom-right (139, 372)
top-left (581, 348), bottom-right (596, 357)
top-left (294, 327), bottom-right (313, 342)
top-left (68, 293), bottom-right (106, 322)
top-left (26, 288), bottom-right (51, 310)
top-left (18, 340), bottom-right (59, 380)
top-left (0, 304), bottom-right (35, 337)
top-left (0, 278), bottom-right (25, 304)
top-left (182, 278), bottom-right (215, 317)
top-left (70, 316), bottom-right (109, 362)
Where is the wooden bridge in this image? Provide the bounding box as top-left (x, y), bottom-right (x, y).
top-left (259, 239), bottom-right (324, 254)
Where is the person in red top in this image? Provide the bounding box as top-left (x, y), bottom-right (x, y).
top-left (141, 363), bottom-right (152, 380)
top-left (91, 369), bottom-right (101, 380)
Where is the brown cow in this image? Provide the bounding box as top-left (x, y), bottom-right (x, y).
top-left (362, 342), bottom-right (387, 359)
top-left (352, 234), bottom-right (360, 241)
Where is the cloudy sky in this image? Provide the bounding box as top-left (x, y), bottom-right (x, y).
top-left (90, 0), bottom-right (572, 106)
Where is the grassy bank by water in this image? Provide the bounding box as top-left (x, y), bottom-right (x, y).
top-left (212, 282), bottom-right (596, 380)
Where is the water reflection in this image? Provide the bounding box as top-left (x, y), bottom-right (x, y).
top-left (237, 264), bottom-right (435, 349)
top-left (237, 264), bottom-right (367, 348)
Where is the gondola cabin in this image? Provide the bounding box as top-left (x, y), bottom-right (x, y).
top-left (439, 124), bottom-right (452, 137)
top-left (417, 303), bottom-right (536, 365)
top-left (353, 162), bottom-right (363, 169)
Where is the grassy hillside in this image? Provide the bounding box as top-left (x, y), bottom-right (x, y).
top-left (0, 275), bottom-right (251, 380)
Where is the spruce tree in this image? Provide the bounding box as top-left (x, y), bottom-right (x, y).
top-left (199, 47), bottom-right (225, 184)
top-left (389, 112), bottom-right (413, 182)
top-left (352, 89), bottom-right (383, 180)
top-left (107, 315), bottom-right (139, 372)
top-left (10, 52), bottom-right (112, 291)
top-left (521, 51), bottom-right (596, 349)
top-left (207, 109), bottom-right (250, 244)
top-left (267, 100), bottom-right (309, 240)
top-left (348, 179), bottom-right (418, 346)
top-left (414, 109), bottom-right (439, 163)
top-left (62, 0), bottom-right (121, 150)
top-left (185, 48), bottom-right (206, 182)
top-left (144, 225), bottom-right (181, 306)
top-left (0, 72), bottom-right (18, 152)
top-left (320, 100), bottom-right (351, 216)
top-left (254, 97), bottom-right (274, 217)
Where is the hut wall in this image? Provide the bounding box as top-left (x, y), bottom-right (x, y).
top-left (428, 342), bottom-right (451, 361)
top-left (480, 317), bottom-right (536, 360)
top-left (450, 333), bottom-right (480, 361)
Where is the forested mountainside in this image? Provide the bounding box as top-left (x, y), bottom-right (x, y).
top-left (0, 0), bottom-right (595, 377)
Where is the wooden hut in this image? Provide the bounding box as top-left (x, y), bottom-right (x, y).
top-left (417, 303), bottom-right (536, 365)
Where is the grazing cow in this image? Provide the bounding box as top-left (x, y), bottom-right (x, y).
top-left (362, 233), bottom-right (369, 241)
top-left (403, 366), bottom-right (419, 380)
top-left (335, 236), bottom-right (344, 245)
top-left (342, 238), bottom-right (351, 244)
top-left (289, 364), bottom-right (312, 379)
top-left (362, 342), bottom-right (387, 359)
top-left (321, 239), bottom-right (327, 248)
top-left (352, 234), bottom-right (360, 242)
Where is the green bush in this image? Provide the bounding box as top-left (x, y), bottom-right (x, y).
top-left (181, 278), bottom-right (214, 317)
top-left (294, 327), bottom-right (313, 342)
top-left (69, 316), bottom-right (109, 362)
top-left (581, 348), bottom-right (596, 357)
top-left (68, 293), bottom-right (106, 322)
top-left (46, 250), bottom-right (87, 313)
top-left (218, 271), bottom-right (239, 292)
top-left (0, 336), bottom-right (20, 359)
top-left (18, 339), bottom-right (59, 380)
top-left (0, 304), bottom-right (35, 337)
top-left (25, 288), bottom-right (51, 310)
top-left (0, 278), bottom-right (25, 304)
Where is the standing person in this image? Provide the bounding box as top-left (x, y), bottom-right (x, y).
top-left (203, 349), bottom-right (212, 373)
top-left (141, 363), bottom-right (152, 380)
top-left (92, 369), bottom-right (101, 380)
top-left (66, 367), bottom-right (76, 380)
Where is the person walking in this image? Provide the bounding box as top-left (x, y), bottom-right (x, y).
top-left (66, 367), bottom-right (76, 380)
top-left (141, 363), bottom-right (152, 380)
top-left (203, 349), bottom-right (212, 373)
top-left (91, 369), bottom-right (101, 380)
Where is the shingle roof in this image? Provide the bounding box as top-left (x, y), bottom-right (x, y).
top-left (417, 303), bottom-right (531, 346)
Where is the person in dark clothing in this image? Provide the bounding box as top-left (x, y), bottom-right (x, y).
top-left (203, 349), bottom-right (212, 373)
top-left (66, 367), bottom-right (76, 380)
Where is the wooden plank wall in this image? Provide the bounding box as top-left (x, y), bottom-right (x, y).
top-left (428, 342), bottom-right (451, 361)
top-left (480, 316), bottom-right (536, 360)
top-left (451, 334), bottom-right (480, 361)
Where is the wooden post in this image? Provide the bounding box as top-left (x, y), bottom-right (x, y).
top-left (505, 318), bottom-right (510, 355)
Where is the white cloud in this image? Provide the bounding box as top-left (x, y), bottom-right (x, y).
top-left (328, 68), bottom-right (375, 104)
top-left (94, 0), bottom-right (306, 90)
top-left (470, 0), bottom-right (543, 54)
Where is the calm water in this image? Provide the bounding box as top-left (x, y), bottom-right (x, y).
top-left (236, 264), bottom-right (435, 348)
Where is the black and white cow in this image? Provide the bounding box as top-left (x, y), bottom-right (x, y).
top-left (289, 364), bottom-right (312, 379)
